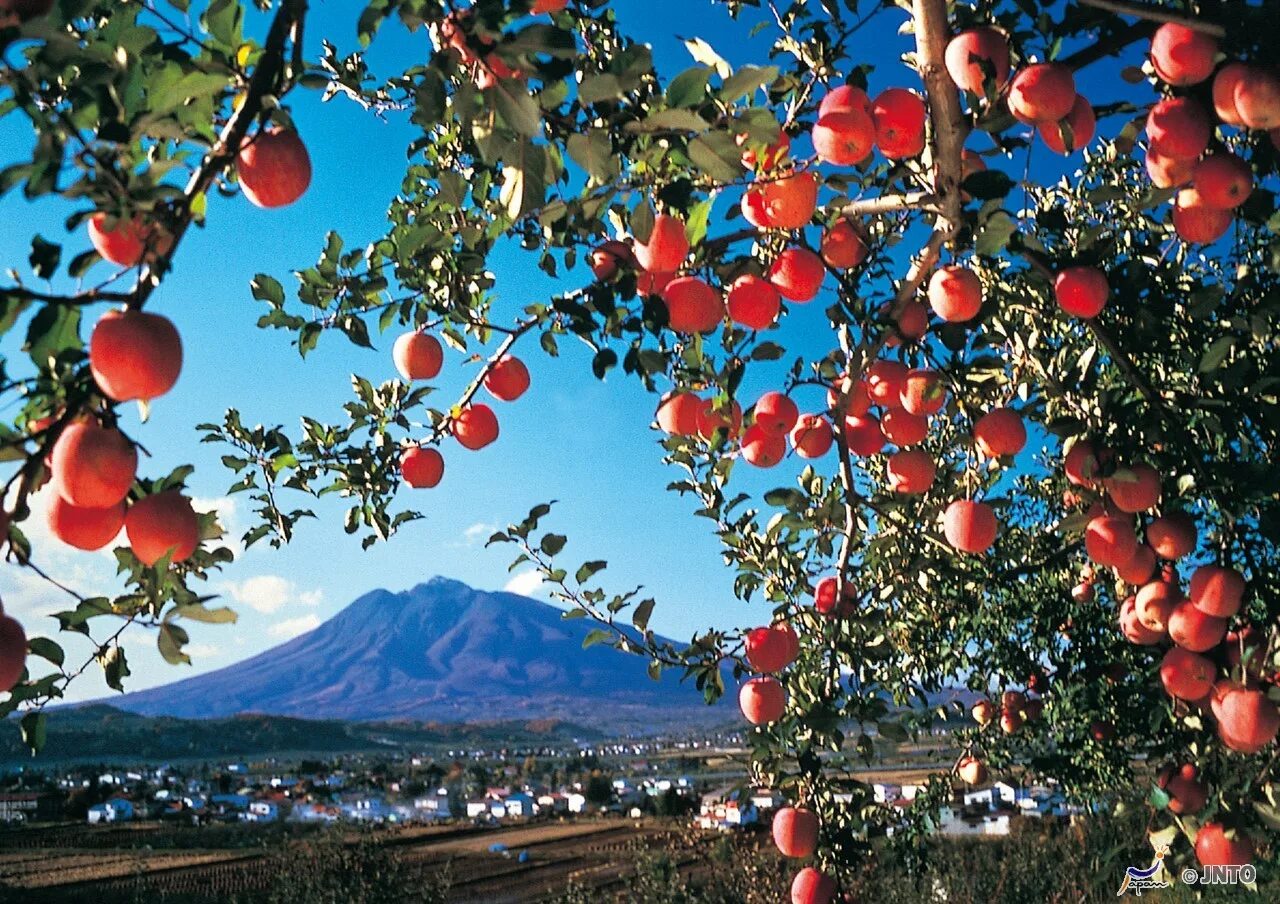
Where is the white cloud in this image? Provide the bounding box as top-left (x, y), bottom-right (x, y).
top-left (463, 522), bottom-right (497, 544)
top-left (184, 643), bottom-right (222, 660)
top-left (221, 575), bottom-right (322, 614)
top-left (503, 570), bottom-right (545, 597)
top-left (269, 614), bottom-right (320, 639)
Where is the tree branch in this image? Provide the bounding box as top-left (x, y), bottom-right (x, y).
top-left (1077, 0), bottom-right (1226, 37)
top-left (132, 0), bottom-right (310, 310)
top-left (0, 286), bottom-right (132, 307)
top-left (1059, 20), bottom-right (1154, 71)
top-left (842, 190), bottom-right (938, 218)
top-left (912, 0), bottom-right (966, 234)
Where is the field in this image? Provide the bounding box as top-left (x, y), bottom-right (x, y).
top-left (0, 817), bottom-right (700, 904)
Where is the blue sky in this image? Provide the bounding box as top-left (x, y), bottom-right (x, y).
top-left (0, 1), bottom-right (1140, 703)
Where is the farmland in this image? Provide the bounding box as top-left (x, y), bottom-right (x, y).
top-left (0, 817), bottom-right (701, 903)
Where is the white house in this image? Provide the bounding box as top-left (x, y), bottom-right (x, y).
top-left (749, 789), bottom-right (786, 812)
top-left (87, 799), bottom-right (134, 824)
top-left (963, 787), bottom-right (998, 809)
top-left (537, 793), bottom-right (568, 813)
top-left (873, 783), bottom-right (902, 803)
top-left (343, 797), bottom-right (390, 822)
top-left (504, 793), bottom-right (536, 818)
top-left (466, 799), bottom-right (490, 818)
top-left (979, 812), bottom-right (1011, 835)
top-left (992, 781), bottom-right (1018, 805)
top-left (413, 791), bottom-right (452, 817)
top-left (245, 801), bottom-right (279, 822)
top-left (899, 783), bottom-right (925, 801)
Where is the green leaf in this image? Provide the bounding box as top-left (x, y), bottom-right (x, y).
top-left (201, 0), bottom-right (243, 49)
top-left (576, 560), bottom-right (608, 583)
top-left (764, 488), bottom-right (806, 509)
top-left (579, 73), bottom-right (624, 105)
top-left (26, 637), bottom-right (63, 668)
top-left (719, 65), bottom-right (779, 101)
top-left (666, 65), bottom-right (712, 108)
top-left (171, 603), bottom-right (239, 624)
top-left (683, 37), bottom-right (730, 78)
top-left (632, 598), bottom-right (655, 632)
top-left (499, 144), bottom-right (547, 219)
top-left (23, 303), bottom-right (81, 370)
top-left (28, 234), bottom-right (61, 279)
top-left (1198, 335), bottom-right (1234, 373)
top-left (974, 211), bottom-right (1017, 257)
top-left (687, 132), bottom-right (744, 182)
top-left (566, 130), bottom-right (614, 181)
top-left (251, 274), bottom-right (286, 306)
top-left (962, 170), bottom-right (1015, 200)
top-left (625, 109), bottom-right (710, 134)
top-left (98, 645), bottom-right (130, 692)
top-left (541, 533), bottom-right (567, 556)
top-left (591, 348), bottom-right (617, 379)
top-left (582, 628), bottom-right (612, 649)
top-left (20, 712), bottom-right (46, 754)
top-left (505, 24), bottom-right (578, 59)
top-left (157, 623), bottom-right (191, 665)
top-left (490, 83), bottom-right (544, 137)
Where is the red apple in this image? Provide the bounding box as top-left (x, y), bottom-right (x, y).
top-left (1195, 822), bottom-right (1253, 867)
top-left (393, 332), bottom-right (444, 381)
top-left (1168, 599), bottom-right (1227, 653)
top-left (790, 415), bottom-right (834, 459)
top-left (89, 309), bottom-right (183, 403)
top-left (634, 214), bottom-right (689, 272)
top-left (401, 446), bottom-right (444, 489)
top-left (943, 500), bottom-right (997, 554)
top-left (772, 806), bottom-right (819, 858)
top-left (944, 27), bottom-right (1010, 95)
top-left (1160, 647), bottom-right (1216, 700)
top-left (886, 450), bottom-right (935, 495)
top-left (1150, 23), bottom-right (1218, 86)
top-left (739, 676), bottom-right (786, 724)
top-left (746, 623), bottom-right (800, 674)
top-left (483, 355), bottom-right (530, 401)
top-left (1189, 564), bottom-right (1245, 618)
top-left (238, 127), bottom-right (312, 208)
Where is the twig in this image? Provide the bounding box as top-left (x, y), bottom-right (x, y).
top-left (1078, 0), bottom-right (1226, 37)
top-left (432, 315), bottom-right (543, 433)
top-left (1059, 21), bottom-right (1153, 71)
top-left (0, 286), bottom-right (132, 307)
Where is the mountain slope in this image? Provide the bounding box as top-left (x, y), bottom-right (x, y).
top-left (105, 577), bottom-right (723, 730)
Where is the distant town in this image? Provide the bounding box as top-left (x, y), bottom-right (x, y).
top-left (0, 728), bottom-right (1088, 839)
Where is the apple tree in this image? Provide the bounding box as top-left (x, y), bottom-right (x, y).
top-left (2, 0), bottom-right (1280, 895)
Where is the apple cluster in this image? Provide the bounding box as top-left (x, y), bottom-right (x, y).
top-left (393, 331), bottom-right (531, 489)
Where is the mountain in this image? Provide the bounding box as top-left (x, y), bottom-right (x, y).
top-left (1, 704), bottom-right (605, 764)
top-left (102, 577), bottom-right (725, 731)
